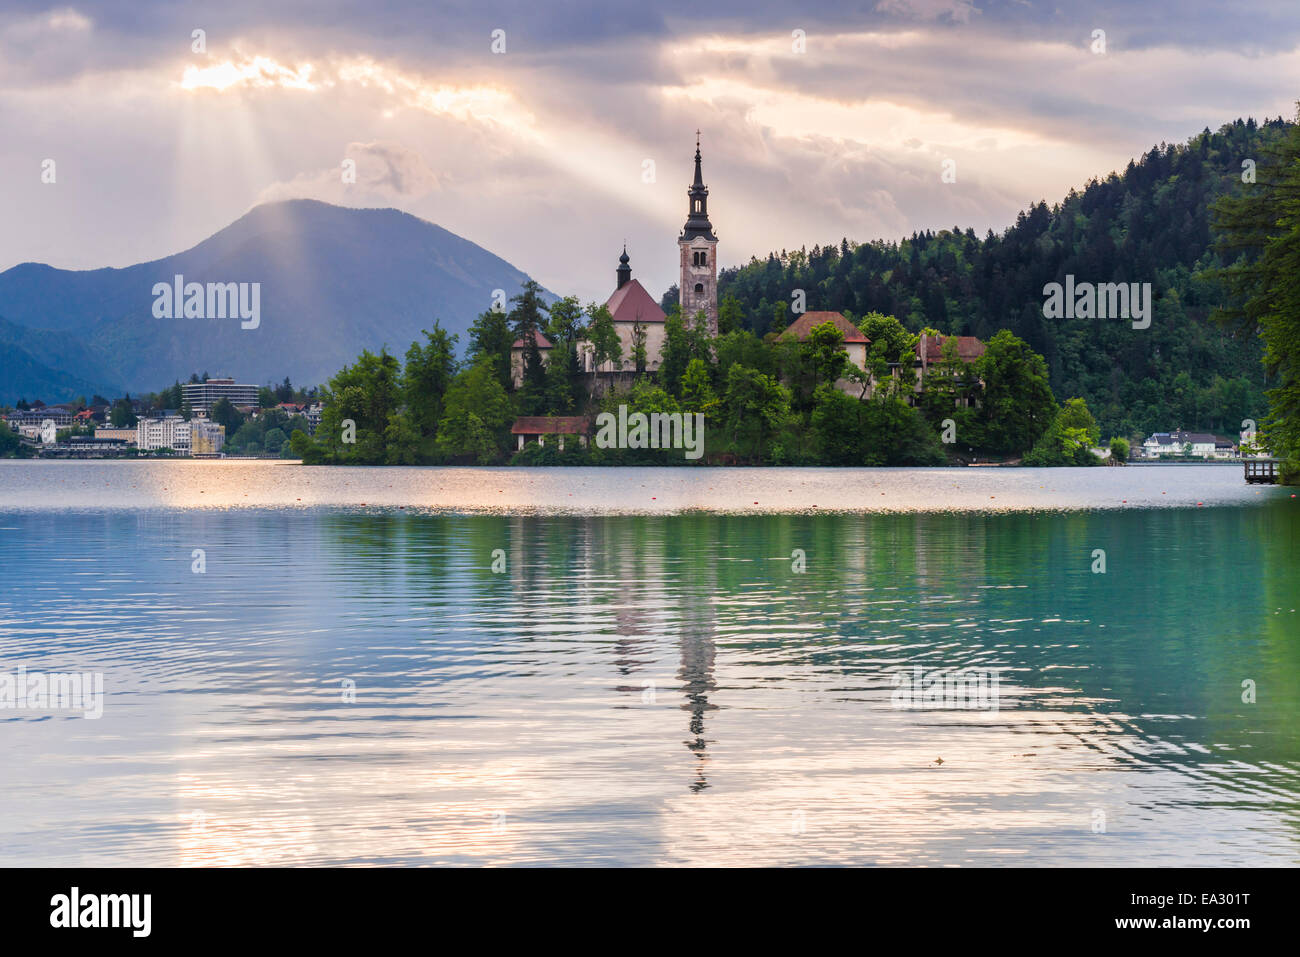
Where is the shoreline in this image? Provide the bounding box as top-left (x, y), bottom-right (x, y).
top-left (0, 460), bottom-right (1285, 514)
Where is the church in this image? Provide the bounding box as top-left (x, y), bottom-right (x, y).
top-left (512, 135), bottom-right (718, 385)
top-left (508, 135), bottom-right (989, 406)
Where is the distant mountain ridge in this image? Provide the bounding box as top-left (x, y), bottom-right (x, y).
top-left (0, 199), bottom-right (546, 403)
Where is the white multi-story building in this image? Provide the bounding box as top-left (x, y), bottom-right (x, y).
top-left (181, 377), bottom-right (259, 413)
top-left (136, 415), bottom-right (191, 452)
top-left (1141, 431), bottom-right (1234, 459)
top-left (303, 403), bottom-right (323, 435)
top-left (5, 408), bottom-right (74, 430)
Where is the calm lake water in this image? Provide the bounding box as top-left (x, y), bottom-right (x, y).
top-left (1, 461), bottom-right (1297, 866)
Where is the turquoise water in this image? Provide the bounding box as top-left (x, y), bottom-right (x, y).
top-left (1, 462), bottom-right (1297, 865)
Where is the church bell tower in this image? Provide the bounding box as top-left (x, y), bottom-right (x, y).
top-left (678, 132), bottom-right (718, 335)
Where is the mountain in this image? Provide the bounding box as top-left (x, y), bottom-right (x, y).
top-left (717, 117), bottom-right (1287, 440)
top-left (0, 316), bottom-right (122, 402)
top-left (0, 199), bottom-right (544, 403)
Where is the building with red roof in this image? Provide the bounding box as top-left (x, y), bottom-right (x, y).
top-left (909, 333), bottom-right (986, 406)
top-left (583, 247), bottom-right (669, 377)
top-left (510, 415), bottom-right (590, 451)
top-left (780, 310), bottom-right (872, 395)
top-left (510, 329), bottom-right (553, 388)
top-left (915, 334), bottom-right (986, 369)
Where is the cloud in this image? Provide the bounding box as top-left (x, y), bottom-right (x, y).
top-left (258, 141), bottom-right (441, 205)
top-left (875, 0), bottom-right (981, 23)
top-left (5, 0), bottom-right (1300, 305)
top-left (180, 55), bottom-right (321, 92)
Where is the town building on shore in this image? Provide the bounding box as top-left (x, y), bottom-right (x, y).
top-left (136, 415), bottom-right (191, 453)
top-left (191, 419), bottom-right (226, 456)
top-left (134, 414), bottom-right (226, 455)
top-left (181, 377), bottom-right (258, 413)
top-left (93, 427), bottom-right (138, 445)
top-left (1141, 431), bottom-right (1236, 459)
top-left (5, 407), bottom-right (75, 437)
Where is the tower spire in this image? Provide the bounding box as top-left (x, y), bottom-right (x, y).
top-left (679, 130), bottom-right (719, 336)
top-left (681, 133), bottom-right (714, 241)
top-left (616, 244), bottom-right (631, 289)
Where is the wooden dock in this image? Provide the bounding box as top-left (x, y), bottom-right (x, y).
top-left (1244, 457), bottom-right (1280, 484)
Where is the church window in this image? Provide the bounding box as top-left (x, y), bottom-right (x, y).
top-left (694, 283), bottom-right (704, 295)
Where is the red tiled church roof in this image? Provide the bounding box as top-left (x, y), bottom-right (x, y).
top-left (781, 311), bottom-right (869, 344)
top-left (605, 278), bottom-right (667, 325)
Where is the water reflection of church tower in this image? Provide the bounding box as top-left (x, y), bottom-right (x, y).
top-left (676, 536), bottom-right (718, 792)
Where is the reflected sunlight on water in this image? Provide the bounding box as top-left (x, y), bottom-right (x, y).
top-left (1, 463), bottom-right (1298, 865)
top-left (0, 459), bottom-right (1285, 513)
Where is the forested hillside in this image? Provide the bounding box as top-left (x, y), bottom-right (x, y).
top-left (710, 118), bottom-right (1286, 440)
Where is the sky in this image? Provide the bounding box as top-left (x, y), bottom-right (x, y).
top-left (2, 0), bottom-right (1299, 304)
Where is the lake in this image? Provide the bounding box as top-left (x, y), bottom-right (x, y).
top-left (1, 461), bottom-right (1297, 865)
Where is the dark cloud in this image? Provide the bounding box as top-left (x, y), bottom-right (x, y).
top-left (5, 0), bottom-right (1300, 89)
top-left (3, 0), bottom-right (1298, 300)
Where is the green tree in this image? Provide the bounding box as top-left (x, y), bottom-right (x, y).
top-left (714, 329), bottom-right (774, 383)
top-left (659, 307), bottom-right (691, 396)
top-left (436, 360), bottom-right (514, 464)
top-left (974, 329), bottom-right (1057, 456)
top-left (109, 397), bottom-right (137, 427)
top-left (510, 279), bottom-right (550, 413)
top-left (546, 295), bottom-right (585, 343)
top-left (720, 364), bottom-right (792, 460)
top-left (0, 421), bottom-right (34, 458)
top-left (468, 307), bottom-right (514, 394)
top-left (209, 397), bottom-right (244, 436)
top-left (856, 312), bottom-right (918, 398)
top-left (586, 302), bottom-right (622, 390)
top-left (680, 358), bottom-right (718, 413)
top-left (312, 348), bottom-right (404, 464)
top-left (263, 427), bottom-right (287, 453)
top-left (542, 295), bottom-right (586, 414)
top-left (718, 293), bottom-right (743, 335)
top-left (861, 396), bottom-right (948, 466)
top-left (403, 324), bottom-right (459, 447)
top-left (810, 384), bottom-right (865, 465)
top-left (1024, 398), bottom-right (1102, 466)
top-left (804, 321), bottom-right (850, 390)
top-left (543, 340), bottom-right (581, 415)
top-left (777, 321), bottom-right (849, 412)
top-left (1211, 112), bottom-right (1300, 481)
top-left (631, 320), bottom-right (648, 375)
top-left (590, 381), bottom-right (684, 464)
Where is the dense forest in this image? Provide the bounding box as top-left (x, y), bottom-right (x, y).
top-left (690, 118), bottom-right (1287, 441)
